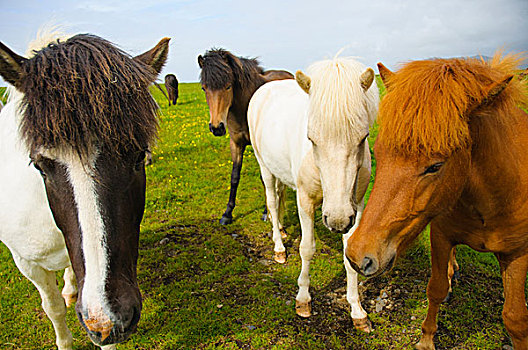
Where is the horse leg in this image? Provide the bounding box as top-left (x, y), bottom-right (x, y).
top-left (444, 247), bottom-right (460, 302)
top-left (498, 253), bottom-right (528, 349)
top-left (342, 203), bottom-right (371, 332)
top-left (220, 140), bottom-right (245, 225)
top-left (12, 254), bottom-right (73, 350)
top-left (416, 226), bottom-right (452, 350)
top-left (61, 265), bottom-right (78, 307)
top-left (260, 167), bottom-right (286, 263)
top-left (259, 174), bottom-right (269, 222)
top-left (277, 182), bottom-right (287, 238)
top-left (295, 189), bottom-right (316, 317)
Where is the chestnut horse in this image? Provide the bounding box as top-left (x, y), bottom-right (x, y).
top-left (346, 54), bottom-right (528, 349)
top-left (0, 31), bottom-right (168, 349)
top-left (198, 49), bottom-right (293, 224)
top-left (249, 57), bottom-right (379, 330)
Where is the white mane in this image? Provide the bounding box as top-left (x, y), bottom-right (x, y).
top-left (307, 56), bottom-right (379, 141)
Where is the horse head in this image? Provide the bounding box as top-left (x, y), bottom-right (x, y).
top-left (0, 34), bottom-right (169, 346)
top-left (296, 62), bottom-right (377, 233)
top-left (198, 49), bottom-right (248, 136)
top-left (346, 60), bottom-right (514, 277)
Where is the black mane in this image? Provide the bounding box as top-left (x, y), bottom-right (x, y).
top-left (199, 48), bottom-right (265, 91)
top-left (19, 34), bottom-right (159, 157)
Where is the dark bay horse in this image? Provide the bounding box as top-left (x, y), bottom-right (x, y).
top-left (165, 73), bottom-right (179, 105)
top-left (0, 32), bottom-right (168, 348)
top-left (198, 48), bottom-right (293, 225)
top-left (345, 53), bottom-right (528, 349)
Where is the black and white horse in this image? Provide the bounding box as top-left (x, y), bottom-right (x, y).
top-left (0, 31), bottom-right (168, 349)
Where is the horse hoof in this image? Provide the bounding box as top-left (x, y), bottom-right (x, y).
top-left (62, 293), bottom-right (77, 307)
top-left (443, 291), bottom-right (452, 303)
top-left (274, 251), bottom-right (287, 264)
top-left (219, 216), bottom-right (232, 225)
top-left (295, 300), bottom-right (312, 317)
top-left (280, 228), bottom-right (288, 238)
top-left (353, 317), bottom-right (372, 333)
top-left (261, 213), bottom-right (268, 222)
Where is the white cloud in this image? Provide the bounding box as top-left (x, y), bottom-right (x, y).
top-left (0, 0), bottom-right (526, 85)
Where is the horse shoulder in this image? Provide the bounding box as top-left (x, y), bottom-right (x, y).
top-left (0, 103), bottom-right (69, 271)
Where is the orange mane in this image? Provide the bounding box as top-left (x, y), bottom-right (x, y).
top-left (378, 52), bottom-right (528, 156)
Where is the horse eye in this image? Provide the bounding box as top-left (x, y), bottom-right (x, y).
top-left (134, 151), bottom-right (146, 170)
top-left (201, 86), bottom-right (205, 91)
top-left (226, 85), bottom-right (232, 90)
top-left (423, 162), bottom-right (444, 175)
top-left (360, 133), bottom-right (369, 145)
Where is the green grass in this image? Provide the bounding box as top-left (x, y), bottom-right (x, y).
top-left (0, 80), bottom-right (521, 349)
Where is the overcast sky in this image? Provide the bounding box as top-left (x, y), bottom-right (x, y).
top-left (1, 0), bottom-right (527, 85)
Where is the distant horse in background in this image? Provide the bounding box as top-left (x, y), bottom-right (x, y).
top-left (346, 54), bottom-right (528, 349)
top-left (248, 57), bottom-right (379, 331)
top-left (0, 31), bottom-right (168, 349)
top-left (165, 73), bottom-right (179, 105)
top-left (198, 48), bottom-right (293, 225)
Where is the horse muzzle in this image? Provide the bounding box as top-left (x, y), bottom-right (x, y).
top-left (77, 305), bottom-right (140, 346)
top-left (322, 212), bottom-right (356, 233)
top-left (209, 122), bottom-right (226, 136)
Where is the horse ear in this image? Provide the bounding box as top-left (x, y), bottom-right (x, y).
top-left (360, 68), bottom-right (375, 91)
top-left (483, 75), bottom-right (513, 103)
top-left (295, 70), bottom-right (311, 94)
top-left (133, 37), bottom-right (170, 76)
top-left (377, 62), bottom-right (394, 89)
top-left (198, 55), bottom-right (204, 68)
top-left (0, 41), bottom-right (27, 88)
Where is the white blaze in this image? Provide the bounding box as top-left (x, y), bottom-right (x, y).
top-left (64, 151), bottom-right (110, 316)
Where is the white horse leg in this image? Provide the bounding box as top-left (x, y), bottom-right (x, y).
top-left (61, 266), bottom-right (78, 307)
top-left (276, 182), bottom-right (287, 238)
top-left (295, 190), bottom-right (316, 317)
top-left (342, 207), bottom-right (371, 332)
top-left (261, 168), bottom-right (286, 263)
top-left (12, 254), bottom-right (73, 350)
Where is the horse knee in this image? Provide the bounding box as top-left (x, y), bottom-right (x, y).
top-left (426, 282), bottom-right (450, 305)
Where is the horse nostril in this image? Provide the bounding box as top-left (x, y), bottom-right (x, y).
top-left (346, 215), bottom-right (356, 232)
top-left (323, 215), bottom-right (328, 226)
top-left (219, 122), bottom-right (224, 130)
top-left (360, 256), bottom-right (379, 276)
top-left (209, 123), bottom-right (213, 132)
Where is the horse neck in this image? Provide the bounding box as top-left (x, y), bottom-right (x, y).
top-left (229, 74), bottom-right (267, 121)
top-left (465, 107), bottom-right (528, 211)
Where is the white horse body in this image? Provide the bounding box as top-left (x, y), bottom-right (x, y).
top-left (249, 80), bottom-right (311, 190)
top-left (248, 57), bottom-right (378, 330)
top-left (0, 94), bottom-right (69, 270)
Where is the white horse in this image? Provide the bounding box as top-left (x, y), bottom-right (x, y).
top-left (0, 30), bottom-right (168, 349)
top-left (248, 57), bottom-right (379, 331)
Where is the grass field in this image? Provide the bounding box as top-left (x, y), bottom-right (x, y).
top-left (0, 81), bottom-right (523, 349)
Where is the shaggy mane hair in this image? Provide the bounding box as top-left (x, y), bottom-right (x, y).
top-left (378, 52), bottom-right (528, 156)
top-left (307, 57), bottom-right (379, 142)
top-left (199, 48), bottom-right (265, 91)
top-left (19, 34), bottom-right (158, 157)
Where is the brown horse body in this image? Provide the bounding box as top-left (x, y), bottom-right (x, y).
top-left (165, 73), bottom-right (178, 105)
top-left (198, 49), bottom-right (293, 224)
top-left (345, 54), bottom-right (528, 349)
